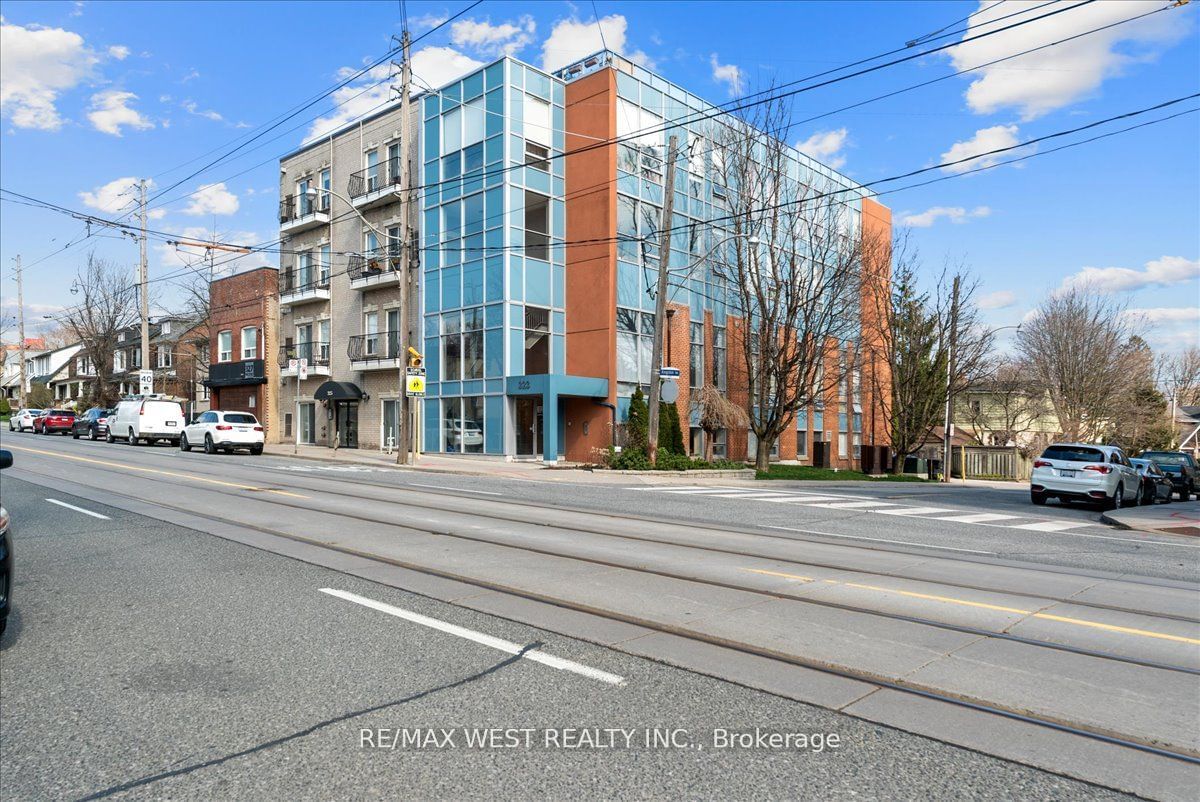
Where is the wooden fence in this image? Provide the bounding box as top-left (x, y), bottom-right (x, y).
top-left (950, 446), bottom-right (1032, 481)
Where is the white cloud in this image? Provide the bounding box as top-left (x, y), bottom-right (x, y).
top-left (87, 89), bottom-right (153, 136)
top-left (107, 45), bottom-right (130, 60)
top-left (0, 19), bottom-right (100, 130)
top-left (451, 16), bottom-right (535, 57)
top-left (796, 128), bottom-right (849, 169)
top-left (1123, 306), bottom-right (1200, 348)
top-left (182, 99), bottom-right (223, 122)
top-left (305, 47), bottom-right (484, 142)
top-left (939, 124), bottom-right (1025, 174)
top-left (897, 205), bottom-right (991, 228)
top-left (948, 1), bottom-right (1191, 121)
top-left (978, 290), bottom-right (1017, 310)
top-left (1059, 256), bottom-right (1200, 294)
top-left (709, 53), bottom-right (744, 98)
top-left (79, 176), bottom-right (166, 219)
top-left (413, 12), bottom-right (449, 31)
top-left (183, 182), bottom-right (239, 216)
top-left (540, 14), bottom-right (653, 73)
top-left (180, 68), bottom-right (200, 83)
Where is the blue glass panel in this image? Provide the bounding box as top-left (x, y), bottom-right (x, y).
top-left (551, 310), bottom-right (565, 334)
top-left (486, 170), bottom-right (503, 188)
top-left (507, 59), bottom-right (523, 89)
top-left (465, 233), bottom-right (484, 259)
top-left (525, 259), bottom-right (551, 306)
top-left (485, 329), bottom-right (502, 377)
top-left (525, 166), bottom-right (550, 194)
top-left (485, 89), bottom-right (503, 136)
top-left (463, 260), bottom-right (484, 305)
top-left (617, 173), bottom-right (639, 196)
top-left (485, 302), bottom-right (503, 328)
top-left (508, 259), bottom-right (523, 301)
top-left (425, 273), bottom-right (440, 314)
top-left (443, 381), bottom-right (461, 397)
top-left (424, 398), bottom-right (440, 450)
top-left (443, 82), bottom-right (461, 104)
top-left (462, 379), bottom-right (484, 395)
top-left (508, 133), bottom-right (523, 165)
top-left (442, 265), bottom-right (461, 309)
top-left (485, 258), bottom-right (503, 303)
top-left (485, 133), bottom-right (502, 165)
top-left (508, 87), bottom-right (523, 125)
top-left (426, 382), bottom-right (439, 398)
top-left (796, 411), bottom-right (808, 429)
top-left (616, 70), bottom-right (639, 100)
top-left (424, 207), bottom-right (439, 238)
top-left (485, 185), bottom-right (503, 220)
top-left (485, 61), bottom-right (504, 91)
top-left (552, 199), bottom-right (564, 237)
top-left (486, 378), bottom-right (504, 394)
top-left (423, 117), bottom-right (440, 160)
top-left (617, 261), bottom-right (641, 308)
top-left (508, 326), bottom-right (523, 375)
top-left (552, 81), bottom-right (564, 107)
top-left (552, 104), bottom-right (563, 139)
top-left (424, 338), bottom-right (440, 379)
top-left (552, 175), bottom-right (564, 197)
top-left (423, 247), bottom-right (439, 271)
top-left (463, 70), bottom-right (484, 100)
top-left (442, 201), bottom-right (461, 240)
top-left (527, 70), bottom-right (551, 100)
top-left (443, 177), bottom-right (460, 203)
top-left (617, 396), bottom-right (631, 421)
top-left (813, 411), bottom-right (824, 431)
top-left (464, 142), bottom-right (484, 173)
top-left (485, 395), bottom-right (503, 453)
top-left (507, 303), bottom-right (524, 327)
top-left (552, 264), bottom-right (564, 308)
top-left (552, 334), bottom-right (564, 375)
top-left (423, 159), bottom-right (439, 190)
top-left (485, 226), bottom-right (503, 254)
top-left (509, 224), bottom-right (523, 249)
top-left (464, 193), bottom-right (484, 234)
top-left (423, 94), bottom-right (439, 120)
top-left (424, 316), bottom-right (438, 337)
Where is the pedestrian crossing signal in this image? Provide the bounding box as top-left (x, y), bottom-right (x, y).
top-left (407, 346), bottom-right (423, 368)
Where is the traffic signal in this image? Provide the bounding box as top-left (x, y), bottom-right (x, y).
top-left (407, 346), bottom-right (423, 368)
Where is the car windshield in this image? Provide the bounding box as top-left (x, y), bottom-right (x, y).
top-left (27, 409), bottom-right (42, 415)
top-left (49, 409), bottom-right (72, 416)
top-left (1141, 452), bottom-right (1189, 466)
top-left (1041, 445), bottom-right (1105, 463)
top-left (223, 413), bottom-right (257, 424)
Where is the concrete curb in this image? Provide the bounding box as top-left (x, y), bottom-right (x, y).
top-left (1100, 502), bottom-right (1200, 536)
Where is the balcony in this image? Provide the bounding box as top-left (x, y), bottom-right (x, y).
top-left (279, 342), bottom-right (332, 378)
top-left (348, 248), bottom-right (401, 291)
top-left (278, 268), bottom-right (331, 306)
top-left (348, 157), bottom-right (402, 210)
top-left (348, 332), bottom-right (402, 371)
top-left (279, 192), bottom-right (330, 235)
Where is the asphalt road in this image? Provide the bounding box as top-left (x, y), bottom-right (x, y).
top-left (2, 430), bottom-right (1197, 799)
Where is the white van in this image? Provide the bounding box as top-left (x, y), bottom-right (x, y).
top-left (106, 396), bottom-right (186, 446)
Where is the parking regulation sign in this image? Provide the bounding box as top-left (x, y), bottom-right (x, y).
top-left (406, 366), bottom-right (426, 397)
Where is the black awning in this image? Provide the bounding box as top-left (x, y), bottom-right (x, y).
top-left (314, 380), bottom-right (365, 401)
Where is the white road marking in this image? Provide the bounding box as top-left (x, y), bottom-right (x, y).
top-left (45, 498), bottom-right (110, 520)
top-left (707, 491), bottom-right (796, 499)
top-left (319, 588), bottom-right (626, 686)
top-left (933, 513), bottom-right (1020, 523)
top-left (808, 500), bottom-right (898, 509)
top-left (766, 526), bottom-right (996, 554)
top-left (408, 483), bottom-right (503, 496)
top-left (759, 495), bottom-right (847, 503)
top-left (874, 507), bottom-right (955, 516)
top-left (1010, 520), bottom-right (1100, 532)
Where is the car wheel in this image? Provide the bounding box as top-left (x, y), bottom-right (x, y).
top-left (106, 429), bottom-right (114, 444)
top-left (89, 428), bottom-right (98, 441)
top-left (180, 434), bottom-right (191, 452)
top-left (1030, 490), bottom-right (1047, 506)
top-left (250, 445), bottom-right (263, 456)
top-left (1141, 482), bottom-right (1155, 506)
top-left (128, 429), bottom-right (139, 446)
top-left (1181, 485), bottom-right (1193, 502)
top-left (1104, 483), bottom-right (1122, 511)
top-left (204, 435), bottom-right (215, 454)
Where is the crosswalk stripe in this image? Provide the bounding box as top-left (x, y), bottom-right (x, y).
top-left (808, 500), bottom-right (899, 509)
top-left (1010, 520), bottom-right (1094, 532)
top-left (758, 495), bottom-right (847, 503)
top-left (874, 507), bottom-right (955, 516)
top-left (932, 513), bottom-right (1021, 523)
top-left (707, 492), bottom-right (798, 499)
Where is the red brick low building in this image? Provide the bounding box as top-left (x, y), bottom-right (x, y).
top-left (205, 267), bottom-right (280, 441)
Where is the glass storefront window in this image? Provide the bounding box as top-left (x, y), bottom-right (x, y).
top-left (443, 396), bottom-right (484, 454)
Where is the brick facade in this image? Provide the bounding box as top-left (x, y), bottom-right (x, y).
top-left (208, 267), bottom-right (280, 442)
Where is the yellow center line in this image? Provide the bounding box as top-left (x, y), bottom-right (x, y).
top-left (6, 445), bottom-right (309, 499)
top-left (743, 568), bottom-right (1200, 645)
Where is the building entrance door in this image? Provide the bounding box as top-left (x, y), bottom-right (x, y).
top-left (333, 402), bottom-right (359, 448)
top-left (515, 398), bottom-right (542, 458)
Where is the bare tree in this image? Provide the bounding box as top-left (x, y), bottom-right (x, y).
top-left (1017, 286), bottom-right (1144, 443)
top-left (1159, 346), bottom-right (1200, 410)
top-left (960, 360), bottom-right (1053, 457)
top-left (61, 254), bottom-right (139, 407)
top-left (710, 94), bottom-right (868, 470)
top-left (690, 383), bottom-right (748, 462)
top-left (864, 235), bottom-right (993, 473)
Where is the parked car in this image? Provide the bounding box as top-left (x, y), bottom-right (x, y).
top-left (1136, 451), bottom-right (1196, 501)
top-left (444, 418), bottom-right (484, 450)
top-left (180, 410), bottom-right (264, 455)
top-left (8, 409), bottom-right (42, 432)
top-left (106, 396), bottom-right (186, 446)
top-left (1030, 443), bottom-right (1141, 509)
top-left (71, 407), bottom-right (114, 441)
top-left (33, 409), bottom-right (76, 435)
top-left (1130, 458), bottom-right (1174, 505)
top-left (1, 448), bottom-right (13, 638)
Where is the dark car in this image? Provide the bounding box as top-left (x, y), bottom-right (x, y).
top-left (33, 409), bottom-right (75, 435)
top-left (1137, 451), bottom-right (1196, 501)
top-left (1, 449), bottom-right (12, 638)
top-left (1130, 458), bottom-right (1174, 505)
top-left (71, 407), bottom-right (113, 441)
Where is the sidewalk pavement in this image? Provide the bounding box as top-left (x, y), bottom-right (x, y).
top-left (1101, 500), bottom-right (1200, 536)
top-left (260, 443), bottom-right (751, 484)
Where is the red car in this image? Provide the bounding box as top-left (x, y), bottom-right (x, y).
top-left (33, 409), bottom-right (76, 435)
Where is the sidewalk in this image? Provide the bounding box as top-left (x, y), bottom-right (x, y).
top-left (1101, 500), bottom-right (1200, 536)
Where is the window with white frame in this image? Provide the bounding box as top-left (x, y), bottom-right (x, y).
top-left (160, 320), bottom-right (172, 335)
top-left (218, 330), bottom-right (232, 363)
top-left (157, 347), bottom-right (173, 368)
top-left (616, 307), bottom-right (655, 393)
top-left (241, 327), bottom-right (258, 360)
top-left (689, 322), bottom-right (704, 389)
top-left (114, 350), bottom-right (126, 372)
top-left (524, 94), bottom-right (551, 146)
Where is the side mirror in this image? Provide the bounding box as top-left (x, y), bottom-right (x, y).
top-left (0, 450), bottom-right (12, 470)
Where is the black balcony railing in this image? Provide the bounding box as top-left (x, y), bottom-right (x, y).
top-left (278, 341), bottom-right (331, 369)
top-left (279, 192), bottom-right (330, 224)
top-left (347, 247), bottom-right (401, 281)
top-left (279, 267), bottom-right (331, 296)
top-left (348, 157), bottom-right (402, 199)
top-left (348, 332), bottom-right (402, 362)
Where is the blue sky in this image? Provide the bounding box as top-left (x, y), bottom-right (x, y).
top-left (1, 0), bottom-right (1197, 352)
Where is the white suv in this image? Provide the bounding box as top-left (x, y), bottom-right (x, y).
top-left (8, 409), bottom-right (42, 432)
top-left (1030, 443), bottom-right (1141, 509)
top-left (107, 396), bottom-right (186, 446)
top-left (181, 410), bottom-right (264, 455)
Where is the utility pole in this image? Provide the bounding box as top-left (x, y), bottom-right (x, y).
top-left (395, 29), bottom-right (413, 466)
top-left (14, 255), bottom-right (28, 408)
top-left (646, 135), bottom-right (679, 465)
top-left (942, 274), bottom-right (961, 483)
top-left (138, 178), bottom-right (151, 394)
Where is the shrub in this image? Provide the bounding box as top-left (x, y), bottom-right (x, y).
top-left (626, 389), bottom-right (649, 453)
top-left (612, 447), bottom-right (653, 471)
top-left (0, 397), bottom-right (10, 416)
top-left (657, 402), bottom-right (686, 456)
